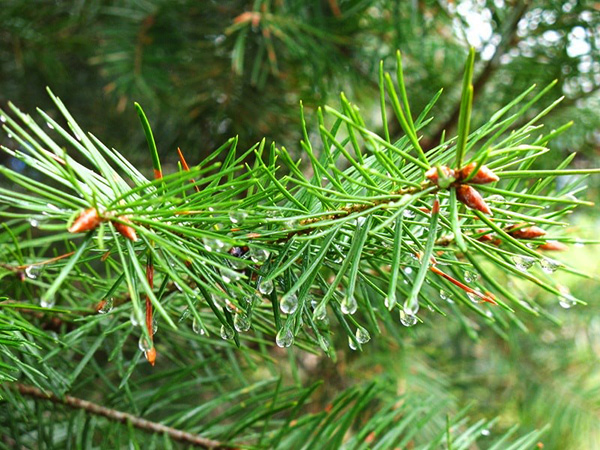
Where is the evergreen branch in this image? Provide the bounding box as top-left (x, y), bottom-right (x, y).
top-left (10, 383), bottom-right (230, 449)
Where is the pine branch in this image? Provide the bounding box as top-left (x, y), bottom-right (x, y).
top-left (10, 383), bottom-right (230, 449)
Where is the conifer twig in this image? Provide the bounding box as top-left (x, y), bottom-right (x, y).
top-left (11, 383), bottom-right (231, 449)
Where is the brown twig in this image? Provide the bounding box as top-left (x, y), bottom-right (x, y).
top-left (11, 383), bottom-right (232, 449)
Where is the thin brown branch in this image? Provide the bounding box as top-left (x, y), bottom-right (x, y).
top-left (11, 383), bottom-right (232, 449)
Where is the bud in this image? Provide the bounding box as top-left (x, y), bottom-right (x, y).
top-left (509, 225), bottom-right (546, 239)
top-left (145, 346), bottom-right (156, 366)
top-left (68, 208), bottom-right (101, 233)
top-left (538, 240), bottom-right (568, 252)
top-left (425, 165), bottom-right (456, 187)
top-left (113, 217), bottom-right (138, 241)
top-left (476, 229), bottom-right (494, 242)
top-left (456, 185), bottom-right (492, 215)
top-left (458, 163), bottom-right (499, 184)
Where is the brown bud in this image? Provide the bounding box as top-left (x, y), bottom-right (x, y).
top-left (509, 225), bottom-right (546, 239)
top-left (458, 163), bottom-right (499, 184)
top-left (425, 166), bottom-right (456, 186)
top-left (113, 217), bottom-right (138, 241)
top-left (476, 229), bottom-right (494, 242)
top-left (68, 208), bottom-right (101, 233)
top-left (538, 240), bottom-right (569, 252)
top-left (456, 185), bottom-right (492, 215)
top-left (145, 347), bottom-right (156, 366)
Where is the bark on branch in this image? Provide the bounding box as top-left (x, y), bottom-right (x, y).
top-left (11, 383), bottom-right (232, 449)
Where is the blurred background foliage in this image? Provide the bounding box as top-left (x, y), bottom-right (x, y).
top-left (1, 0), bottom-right (599, 448)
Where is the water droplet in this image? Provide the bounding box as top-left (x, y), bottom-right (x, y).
top-left (384, 294), bottom-right (396, 309)
top-left (40, 296), bottom-right (55, 308)
top-left (130, 311), bottom-right (141, 327)
top-left (46, 122), bottom-right (54, 130)
top-left (243, 295), bottom-right (255, 304)
top-left (0, 115), bottom-right (6, 123)
top-left (229, 211), bottom-right (248, 224)
top-left (341, 295), bottom-right (358, 315)
top-left (403, 209), bottom-right (416, 219)
top-left (138, 335), bottom-right (152, 352)
top-left (152, 318), bottom-right (158, 334)
top-left (249, 248), bottom-right (270, 264)
top-left (467, 292), bottom-right (481, 304)
top-left (313, 304), bottom-right (327, 320)
top-left (284, 218), bottom-right (297, 229)
top-left (202, 237), bottom-right (226, 252)
top-left (348, 336), bottom-right (357, 350)
top-left (258, 279), bottom-right (274, 295)
top-left (234, 313), bottom-right (251, 332)
top-left (574, 238), bottom-right (585, 248)
top-left (439, 289), bottom-right (448, 300)
top-left (487, 194), bottom-right (505, 203)
top-left (229, 257), bottom-right (247, 270)
top-left (559, 294), bottom-right (577, 309)
top-left (481, 429), bottom-right (490, 436)
top-left (355, 216), bottom-right (366, 226)
top-left (221, 267), bottom-right (241, 283)
top-left (355, 327), bottom-right (370, 344)
top-left (511, 255), bottom-right (535, 272)
top-left (28, 218), bottom-right (39, 228)
top-left (399, 309), bottom-right (417, 327)
top-left (25, 266), bottom-right (39, 279)
top-left (98, 298), bottom-right (114, 314)
top-left (220, 324), bottom-right (234, 340)
top-left (224, 299), bottom-right (237, 313)
top-left (463, 270), bottom-right (478, 283)
top-left (404, 266), bottom-right (413, 274)
top-left (540, 258), bottom-right (560, 273)
top-left (280, 294), bottom-right (298, 314)
top-left (192, 317), bottom-right (203, 334)
top-left (276, 328), bottom-right (293, 347)
top-left (179, 307), bottom-right (191, 322)
top-left (403, 299), bottom-right (419, 315)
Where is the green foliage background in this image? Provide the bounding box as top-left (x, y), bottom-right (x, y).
top-left (0, 1), bottom-right (599, 449)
